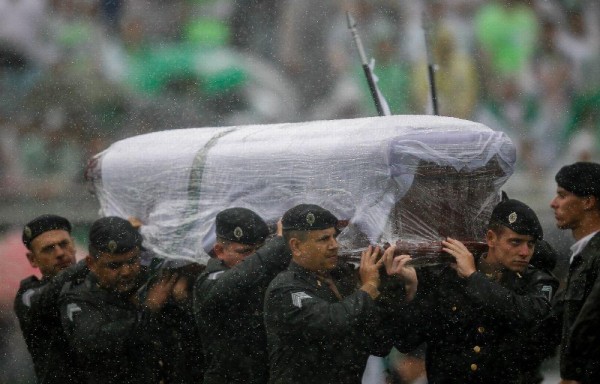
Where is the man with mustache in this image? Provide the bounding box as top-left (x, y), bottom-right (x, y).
top-left (264, 204), bottom-right (415, 384)
top-left (59, 216), bottom-right (179, 384)
top-left (551, 162), bottom-right (600, 384)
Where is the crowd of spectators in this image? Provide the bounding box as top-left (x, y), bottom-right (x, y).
top-left (0, 0), bottom-right (598, 205)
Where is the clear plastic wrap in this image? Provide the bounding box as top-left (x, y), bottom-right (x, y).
top-left (86, 115), bottom-right (515, 264)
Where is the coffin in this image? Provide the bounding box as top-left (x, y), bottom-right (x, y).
top-left (85, 115), bottom-right (515, 264)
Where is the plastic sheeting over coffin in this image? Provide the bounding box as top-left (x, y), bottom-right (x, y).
top-left (86, 115), bottom-right (516, 263)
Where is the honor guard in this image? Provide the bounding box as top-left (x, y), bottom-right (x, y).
top-left (59, 217), bottom-right (177, 384)
top-left (193, 207), bottom-right (291, 384)
top-left (392, 196), bottom-right (559, 383)
top-left (264, 204), bottom-right (413, 384)
top-left (14, 214), bottom-right (86, 384)
top-left (551, 162), bottom-right (600, 383)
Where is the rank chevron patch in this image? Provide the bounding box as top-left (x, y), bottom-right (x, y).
top-left (291, 292), bottom-right (313, 308)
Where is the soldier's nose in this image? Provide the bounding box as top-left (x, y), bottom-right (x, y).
top-left (54, 246), bottom-right (65, 258)
top-left (120, 264), bottom-right (134, 277)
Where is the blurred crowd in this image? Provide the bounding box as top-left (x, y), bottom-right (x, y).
top-left (0, 0), bottom-right (599, 202)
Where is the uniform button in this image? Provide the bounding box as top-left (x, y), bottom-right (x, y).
top-left (473, 346), bottom-right (481, 353)
top-left (470, 363), bottom-right (478, 371)
top-left (451, 306), bottom-right (457, 311)
top-left (477, 326), bottom-right (485, 333)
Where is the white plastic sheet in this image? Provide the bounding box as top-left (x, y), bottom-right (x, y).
top-left (87, 115), bottom-right (515, 263)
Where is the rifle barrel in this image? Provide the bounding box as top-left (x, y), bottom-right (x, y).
top-left (347, 12), bottom-right (385, 116)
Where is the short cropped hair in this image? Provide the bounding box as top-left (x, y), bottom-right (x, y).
top-left (282, 229), bottom-right (309, 245)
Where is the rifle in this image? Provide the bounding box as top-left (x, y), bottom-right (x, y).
top-left (346, 11), bottom-right (387, 116)
top-left (422, 10), bottom-right (439, 115)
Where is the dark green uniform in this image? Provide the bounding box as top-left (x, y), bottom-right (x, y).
top-left (135, 267), bottom-right (205, 384)
top-left (395, 260), bottom-right (558, 384)
top-left (158, 301), bottom-right (205, 384)
top-left (193, 236), bottom-right (291, 384)
top-left (264, 261), bottom-right (390, 384)
top-left (13, 261), bottom-right (87, 384)
top-left (58, 272), bottom-right (161, 384)
top-left (139, 266), bottom-right (205, 384)
top-left (558, 232), bottom-right (600, 383)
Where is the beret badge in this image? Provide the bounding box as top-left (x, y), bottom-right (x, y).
top-left (233, 226), bottom-right (243, 240)
top-left (508, 212), bottom-right (517, 224)
top-left (23, 226), bottom-right (32, 240)
top-left (306, 212), bottom-right (316, 226)
top-left (108, 240), bottom-right (118, 253)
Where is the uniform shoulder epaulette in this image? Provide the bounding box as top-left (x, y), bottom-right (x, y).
top-left (19, 275), bottom-right (40, 289)
top-left (60, 275), bottom-right (88, 296)
top-left (60, 281), bottom-right (75, 295)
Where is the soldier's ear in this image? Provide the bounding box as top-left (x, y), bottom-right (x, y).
top-left (213, 243), bottom-right (225, 258)
top-left (485, 229), bottom-right (497, 248)
top-left (26, 251), bottom-right (38, 269)
top-left (582, 195), bottom-right (598, 211)
top-left (289, 238), bottom-right (302, 257)
top-left (85, 255), bottom-right (97, 273)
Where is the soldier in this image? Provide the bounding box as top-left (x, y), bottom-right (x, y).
top-left (263, 204), bottom-right (414, 384)
top-left (14, 214), bottom-right (86, 384)
top-left (551, 162), bottom-right (600, 384)
top-left (193, 207), bottom-right (291, 384)
top-left (510, 239), bottom-right (562, 384)
top-left (59, 216), bottom-right (181, 384)
top-left (390, 197), bottom-right (559, 383)
top-left (128, 216), bottom-right (205, 384)
top-left (147, 260), bottom-right (205, 384)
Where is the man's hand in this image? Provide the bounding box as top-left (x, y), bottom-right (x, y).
top-left (144, 271), bottom-right (179, 312)
top-left (359, 245), bottom-right (385, 299)
top-left (171, 275), bottom-right (190, 303)
top-left (443, 237), bottom-right (476, 278)
top-left (383, 246), bottom-right (418, 301)
top-left (127, 217), bottom-right (143, 230)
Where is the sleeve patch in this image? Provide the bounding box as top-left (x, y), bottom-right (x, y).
top-left (22, 289), bottom-right (36, 307)
top-left (208, 271), bottom-right (225, 280)
top-left (541, 285), bottom-right (553, 301)
top-left (66, 303), bottom-right (82, 321)
top-left (291, 292), bottom-right (313, 308)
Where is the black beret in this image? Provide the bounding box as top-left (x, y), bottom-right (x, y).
top-left (23, 214), bottom-right (72, 249)
top-left (216, 208), bottom-right (269, 245)
top-left (555, 162), bottom-right (600, 197)
top-left (490, 198), bottom-right (543, 240)
top-left (89, 216), bottom-right (142, 255)
top-left (282, 204), bottom-right (338, 231)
